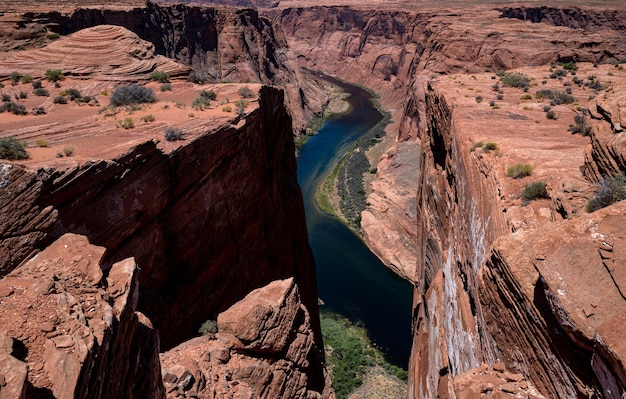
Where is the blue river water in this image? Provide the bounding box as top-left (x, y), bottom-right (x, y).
top-left (296, 78), bottom-right (413, 367)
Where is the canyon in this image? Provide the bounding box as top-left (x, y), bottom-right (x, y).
top-left (1, 1), bottom-right (626, 398)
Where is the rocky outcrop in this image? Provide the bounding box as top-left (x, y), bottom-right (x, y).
top-left (0, 86), bottom-right (319, 355)
top-left (0, 233), bottom-right (164, 399)
top-left (453, 363), bottom-right (546, 399)
top-left (583, 81), bottom-right (626, 182)
top-left (0, 24), bottom-right (189, 81)
top-left (161, 278), bottom-right (334, 399)
top-left (499, 6), bottom-right (626, 33)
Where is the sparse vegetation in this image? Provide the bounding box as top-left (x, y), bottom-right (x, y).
top-left (46, 32), bottom-right (60, 40)
top-left (18, 91), bottom-right (27, 99)
top-left (500, 72), bottom-right (530, 89)
top-left (546, 110), bottom-right (557, 120)
top-left (475, 95), bottom-right (483, 103)
top-left (9, 71), bottom-right (21, 84)
top-left (36, 139), bottom-right (49, 147)
top-left (188, 70), bottom-right (208, 84)
top-left (44, 69), bottom-right (64, 82)
top-left (32, 106), bottom-right (46, 115)
top-left (0, 136), bottom-right (29, 160)
top-left (222, 105), bottom-right (232, 112)
top-left (568, 110), bottom-right (592, 136)
top-left (484, 141), bottom-right (498, 151)
top-left (470, 141), bottom-right (484, 152)
top-left (110, 84), bottom-right (156, 107)
top-left (33, 88), bottom-right (49, 97)
top-left (141, 114), bottom-right (155, 122)
top-left (60, 88), bottom-right (81, 100)
top-left (199, 320), bottom-right (218, 335)
top-left (0, 101), bottom-right (27, 115)
top-left (521, 181), bottom-right (549, 202)
top-left (238, 85), bottom-right (255, 98)
top-left (199, 89), bottom-right (217, 101)
top-left (160, 83), bottom-right (172, 91)
top-left (234, 99), bottom-right (249, 116)
top-left (151, 70), bottom-right (169, 83)
top-left (119, 117), bottom-right (134, 129)
top-left (550, 69), bottom-right (568, 79)
top-left (192, 96), bottom-right (211, 110)
top-left (19, 75), bottom-right (32, 83)
top-left (586, 173), bottom-right (626, 212)
top-left (2, 94), bottom-right (10, 102)
top-left (496, 94), bottom-right (504, 100)
top-left (507, 163), bottom-right (533, 179)
top-left (63, 146), bottom-right (74, 156)
top-left (53, 96), bottom-right (68, 104)
top-left (164, 127), bottom-right (183, 141)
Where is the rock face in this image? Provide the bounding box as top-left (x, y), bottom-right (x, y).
top-left (0, 233), bottom-right (164, 399)
top-left (409, 65), bottom-right (626, 398)
top-left (161, 278), bottom-right (334, 399)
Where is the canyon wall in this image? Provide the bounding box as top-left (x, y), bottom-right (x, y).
top-left (0, 86), bottom-right (321, 354)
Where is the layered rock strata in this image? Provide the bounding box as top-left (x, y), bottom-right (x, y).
top-left (161, 278), bottom-right (334, 399)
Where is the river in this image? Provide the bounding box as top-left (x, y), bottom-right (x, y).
top-left (296, 77), bottom-right (413, 367)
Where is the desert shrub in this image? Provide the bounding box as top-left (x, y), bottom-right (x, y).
top-left (222, 105), bottom-right (232, 112)
top-left (0, 136), bottom-right (29, 160)
top-left (160, 83), bottom-right (172, 91)
top-left (588, 80), bottom-right (604, 91)
top-left (54, 82), bottom-right (61, 88)
top-left (573, 76), bottom-right (583, 85)
top-left (60, 88), bottom-right (81, 100)
top-left (489, 99), bottom-right (496, 107)
top-left (568, 110), bottom-right (592, 136)
top-left (496, 94), bottom-right (504, 100)
top-left (164, 127), bottom-right (183, 141)
top-left (192, 96), bottom-right (211, 110)
top-left (18, 91), bottom-right (27, 99)
top-left (507, 163), bottom-right (533, 179)
top-left (141, 114), bottom-right (155, 122)
top-left (188, 70), bottom-right (208, 84)
top-left (36, 139), bottom-right (49, 147)
top-left (9, 71), bottom-right (21, 83)
top-left (151, 70), bottom-right (169, 83)
top-left (199, 89), bottom-right (217, 100)
top-left (63, 146), bottom-right (74, 156)
top-left (1, 94), bottom-right (10, 102)
top-left (475, 95), bottom-right (483, 103)
top-left (492, 83), bottom-right (500, 91)
top-left (237, 85), bottom-right (255, 98)
top-left (520, 94), bottom-right (532, 100)
top-left (33, 88), bottom-right (49, 97)
top-left (46, 32), bottom-right (60, 40)
top-left (565, 87), bottom-right (572, 95)
top-left (550, 69), bottom-right (568, 79)
top-left (199, 320), bottom-right (218, 335)
top-left (44, 69), bottom-right (64, 82)
top-left (521, 181), bottom-right (549, 201)
top-left (470, 141), bottom-right (484, 152)
top-left (536, 90), bottom-right (575, 106)
top-left (110, 84), bottom-right (156, 106)
top-left (484, 141), bottom-right (498, 151)
top-left (53, 96), bottom-right (68, 104)
top-left (234, 99), bottom-right (248, 115)
top-left (19, 75), bottom-right (32, 83)
top-left (76, 95), bottom-right (98, 106)
top-left (543, 105), bottom-right (552, 112)
top-left (119, 117), bottom-right (134, 129)
top-left (561, 61), bottom-right (578, 71)
top-left (0, 101), bottom-right (27, 115)
top-left (586, 173), bottom-right (626, 212)
top-left (32, 107), bottom-right (46, 115)
top-left (501, 72), bottom-right (530, 89)
top-left (546, 110), bottom-right (557, 120)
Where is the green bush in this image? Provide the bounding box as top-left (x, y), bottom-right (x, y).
top-left (521, 181), bottom-right (549, 201)
top-left (470, 141), bottom-right (484, 152)
top-left (53, 96), bottom-right (68, 104)
top-left (119, 117), bottom-right (134, 129)
top-left (46, 32), bottom-right (60, 40)
top-left (199, 320), bottom-right (218, 335)
top-left (586, 173), bottom-right (626, 212)
top-left (110, 84), bottom-right (156, 106)
top-left (550, 69), bottom-right (568, 79)
top-left (60, 88), bottom-right (81, 100)
top-left (9, 71), bottom-right (21, 83)
top-left (151, 70), bottom-right (169, 83)
top-left (238, 85), bottom-right (255, 98)
top-left (501, 72), bottom-right (530, 89)
top-left (568, 112), bottom-right (592, 136)
top-left (0, 136), bottom-right (29, 160)
top-left (19, 75), bottom-right (32, 83)
top-left (484, 142), bottom-right (498, 151)
top-left (160, 83), bottom-right (172, 91)
top-left (44, 69), bottom-right (64, 82)
top-left (192, 96), bottom-right (211, 110)
top-left (0, 101), bottom-right (27, 115)
top-left (188, 70), bottom-right (208, 84)
top-left (33, 88), bottom-right (49, 97)
top-left (199, 89), bottom-right (217, 100)
top-left (164, 127), bottom-right (183, 141)
top-left (520, 94), bottom-right (532, 100)
top-left (561, 61), bottom-right (578, 71)
top-left (507, 163), bottom-right (532, 179)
